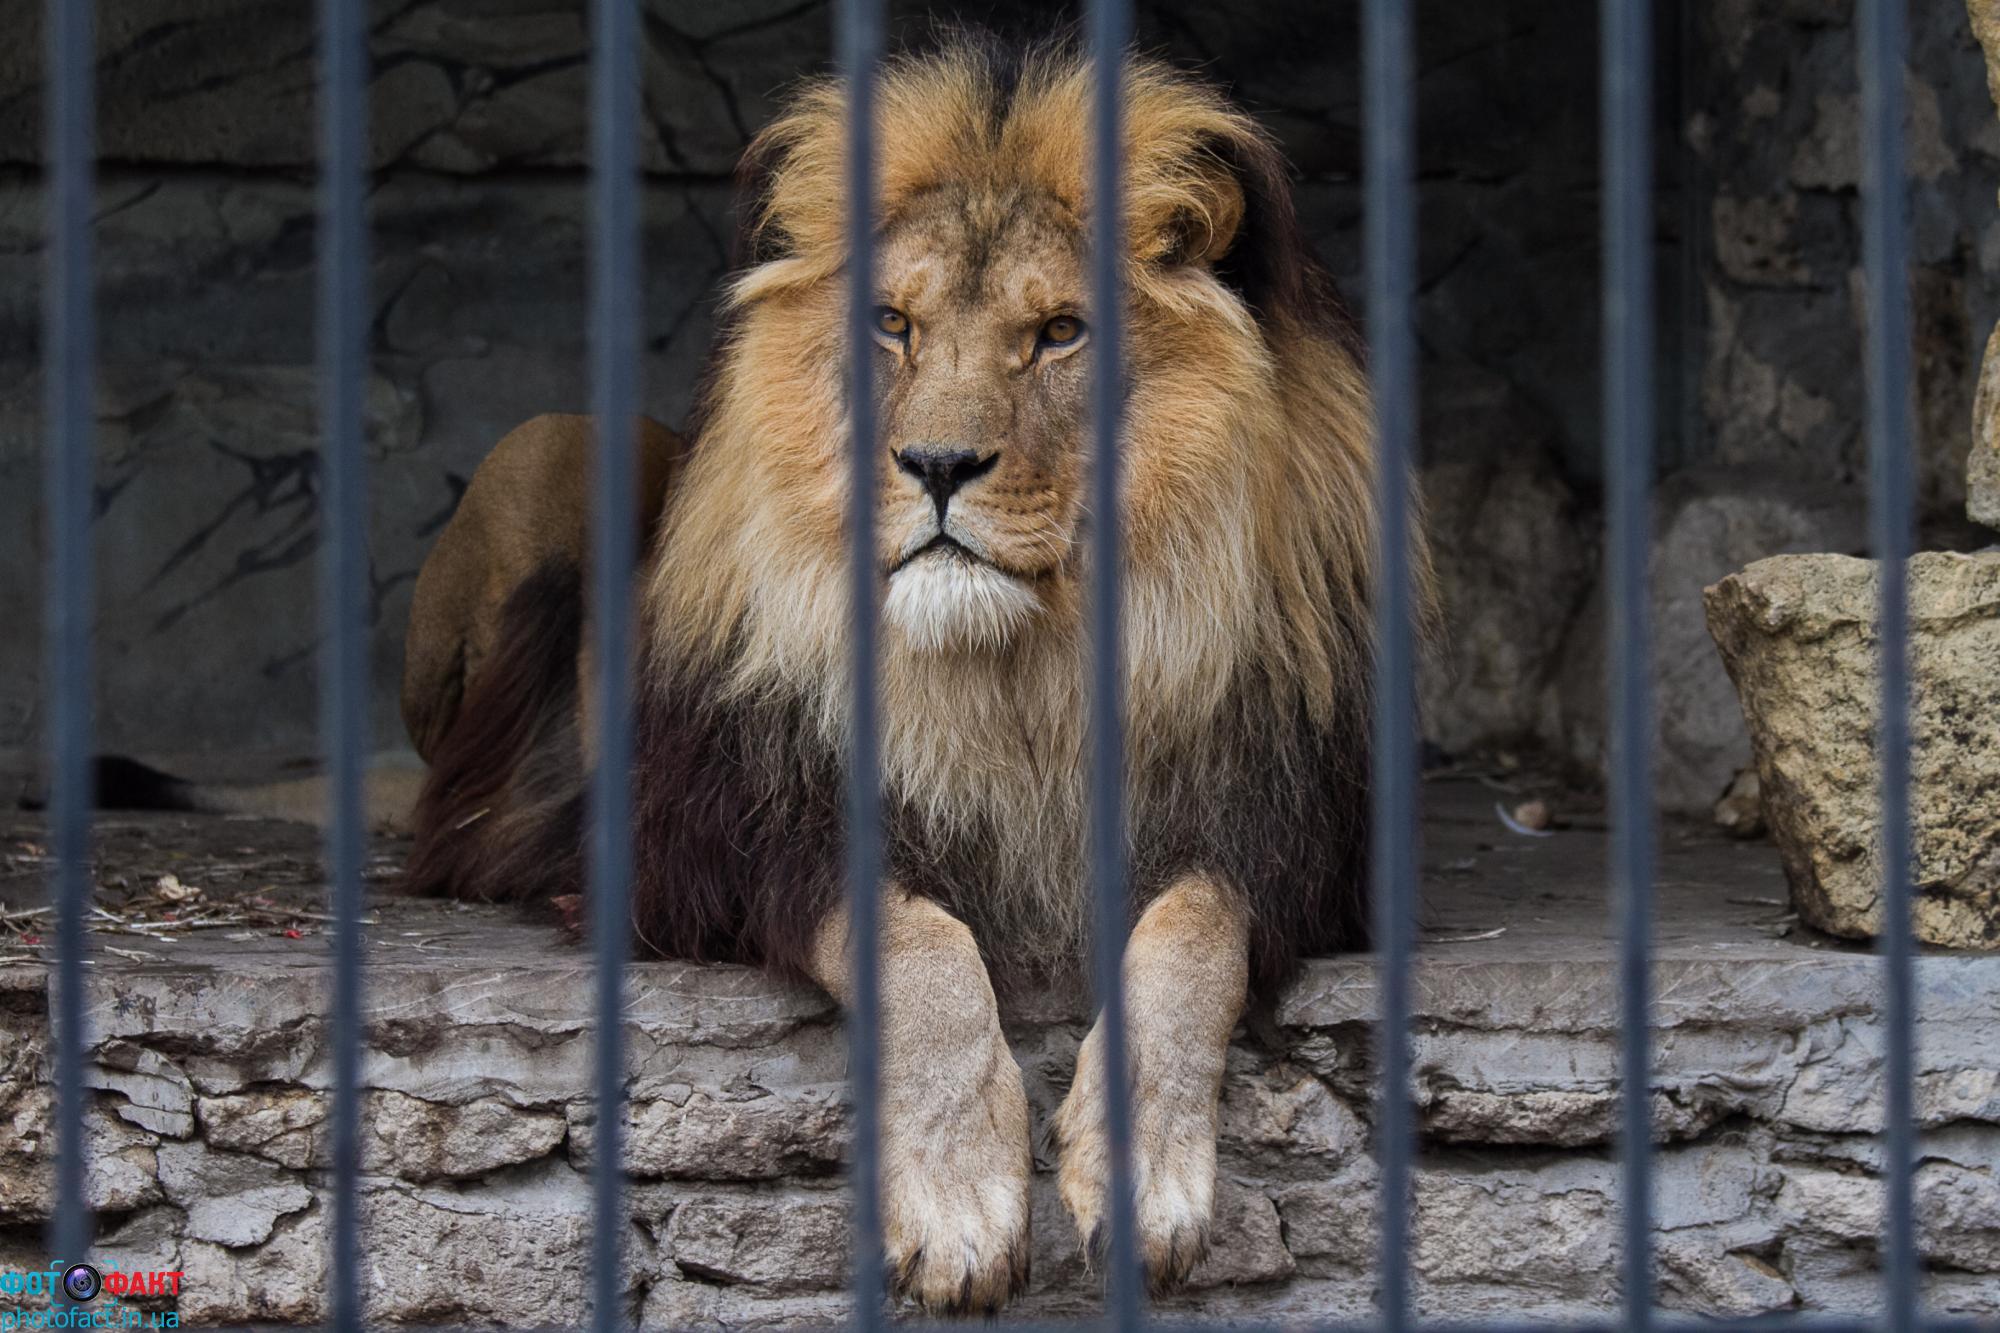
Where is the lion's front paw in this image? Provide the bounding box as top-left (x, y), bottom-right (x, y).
top-left (880, 1052), bottom-right (1034, 1314)
top-left (1052, 1047), bottom-right (1218, 1292)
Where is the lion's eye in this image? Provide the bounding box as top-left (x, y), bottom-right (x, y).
top-left (1039, 315), bottom-right (1085, 348)
top-left (875, 306), bottom-right (910, 339)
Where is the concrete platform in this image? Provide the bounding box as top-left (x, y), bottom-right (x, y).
top-left (0, 779), bottom-right (1995, 1322)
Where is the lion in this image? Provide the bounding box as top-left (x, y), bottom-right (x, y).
top-left (402, 40), bottom-right (1411, 1315)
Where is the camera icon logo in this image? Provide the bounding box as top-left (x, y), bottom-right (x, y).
top-left (61, 1263), bottom-right (101, 1303)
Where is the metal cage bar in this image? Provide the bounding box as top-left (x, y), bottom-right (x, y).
top-left (1086, 0), bottom-right (1143, 1326)
top-left (43, 0), bottom-right (96, 1280)
top-left (838, 0), bottom-right (888, 1326)
top-left (587, 0), bottom-right (642, 1328)
top-left (1857, 0), bottom-right (1918, 1323)
top-left (315, 0), bottom-right (370, 1329)
top-left (1362, 0), bottom-right (1418, 1325)
top-left (1600, 0), bottom-right (1657, 1325)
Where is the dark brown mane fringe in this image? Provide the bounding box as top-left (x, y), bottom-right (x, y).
top-left (403, 560), bottom-right (586, 907)
top-left (1206, 129), bottom-right (1365, 361)
top-left (625, 650), bottom-right (846, 981)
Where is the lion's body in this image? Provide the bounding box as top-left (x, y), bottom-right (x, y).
top-left (403, 40), bottom-right (1421, 1309)
top-left (408, 43), bottom-right (1396, 986)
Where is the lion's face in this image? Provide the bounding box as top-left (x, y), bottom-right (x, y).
top-left (653, 48), bottom-right (1389, 767)
top-left (873, 189), bottom-right (1091, 653)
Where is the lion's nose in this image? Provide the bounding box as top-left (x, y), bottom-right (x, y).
top-left (894, 445), bottom-right (998, 521)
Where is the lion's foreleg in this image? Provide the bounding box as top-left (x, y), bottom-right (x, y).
top-left (808, 891), bottom-right (1033, 1314)
top-left (1052, 874), bottom-right (1249, 1289)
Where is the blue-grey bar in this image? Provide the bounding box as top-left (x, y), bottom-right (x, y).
top-left (1600, 0), bottom-right (1656, 1326)
top-left (837, 0), bottom-right (886, 1325)
top-left (1362, 0), bottom-right (1417, 1325)
top-left (43, 0), bottom-right (95, 1277)
top-left (588, 0), bottom-right (641, 1328)
top-left (315, 0), bottom-right (369, 1326)
top-left (1857, 0), bottom-right (1917, 1324)
top-left (1086, 0), bottom-right (1141, 1326)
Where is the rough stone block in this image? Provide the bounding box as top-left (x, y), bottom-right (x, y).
top-left (1972, 320), bottom-right (2000, 528)
top-left (666, 1192), bottom-right (849, 1292)
top-left (197, 1088), bottom-right (327, 1169)
top-left (364, 1090), bottom-right (568, 1182)
top-left (1563, 469), bottom-right (1866, 813)
top-left (1706, 552), bottom-right (2000, 947)
top-left (572, 1090), bottom-right (845, 1180)
top-left (156, 1140), bottom-right (314, 1247)
top-left (0, 1093), bottom-right (163, 1221)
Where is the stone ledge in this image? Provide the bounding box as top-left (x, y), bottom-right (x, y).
top-left (0, 783), bottom-right (1996, 1322)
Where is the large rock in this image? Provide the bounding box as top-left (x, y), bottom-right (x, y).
top-left (1415, 362), bottom-right (1592, 757)
top-left (1705, 552), bottom-right (2000, 947)
top-left (1559, 469), bottom-right (1865, 813)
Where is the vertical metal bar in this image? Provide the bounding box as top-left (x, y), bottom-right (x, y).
top-left (837, 0), bottom-right (886, 1325)
top-left (315, 0), bottom-right (368, 1325)
top-left (1087, 0), bottom-right (1141, 1326)
top-left (43, 0), bottom-right (95, 1278)
top-left (1363, 0), bottom-right (1416, 1324)
top-left (588, 0), bottom-right (640, 1326)
top-left (1601, 0), bottom-right (1656, 1326)
top-left (1858, 0), bottom-right (1916, 1324)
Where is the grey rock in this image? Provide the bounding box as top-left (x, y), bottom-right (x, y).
top-left (365, 1090), bottom-right (568, 1182)
top-left (180, 1208), bottom-right (330, 1325)
top-left (573, 1090), bottom-right (845, 1180)
top-left (0, 1094), bottom-right (162, 1221)
top-left (157, 1140), bottom-right (314, 1247)
top-left (356, 1163), bottom-right (601, 1323)
top-left (1706, 552), bottom-right (2000, 946)
top-left (90, 1207), bottom-right (187, 1296)
top-left (87, 1044), bottom-right (195, 1138)
top-left (640, 1282), bottom-right (852, 1330)
top-left (1972, 320), bottom-right (2000, 528)
top-left (667, 1193), bottom-right (849, 1291)
top-left (1919, 1158), bottom-right (2000, 1273)
top-left (1186, 1182), bottom-right (1295, 1288)
top-left (1657, 1235), bottom-right (1799, 1315)
top-left (1413, 1162), bottom-right (1619, 1291)
top-left (1713, 194), bottom-right (1811, 286)
top-left (1424, 1089), bottom-right (1620, 1147)
top-left (197, 1089), bottom-right (327, 1169)
top-left (1415, 382), bottom-right (1591, 757)
top-left (1564, 469), bottom-right (1866, 814)
top-left (1272, 1172), bottom-right (1377, 1272)
top-left (1217, 1064), bottom-right (1366, 1164)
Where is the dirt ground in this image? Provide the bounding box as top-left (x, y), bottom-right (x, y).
top-left (0, 803), bottom-right (433, 965)
top-left (0, 756), bottom-right (1860, 972)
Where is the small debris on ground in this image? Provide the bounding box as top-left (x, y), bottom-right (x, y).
top-left (0, 808), bottom-right (409, 952)
top-left (1496, 800), bottom-right (1555, 838)
top-left (1713, 767), bottom-right (1766, 839)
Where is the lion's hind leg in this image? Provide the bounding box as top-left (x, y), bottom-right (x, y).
top-left (399, 413), bottom-right (679, 904)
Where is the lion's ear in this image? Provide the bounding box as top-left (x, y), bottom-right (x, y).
top-left (1152, 149), bottom-right (1248, 269)
top-left (1170, 128), bottom-right (1337, 332)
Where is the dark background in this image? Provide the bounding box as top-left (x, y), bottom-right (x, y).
top-left (1, 0), bottom-right (1995, 813)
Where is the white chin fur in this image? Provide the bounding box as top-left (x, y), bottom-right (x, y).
top-left (884, 553), bottom-right (1040, 653)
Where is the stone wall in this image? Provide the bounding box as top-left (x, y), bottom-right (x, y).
top-left (0, 0), bottom-right (1996, 805)
top-left (3, 916), bottom-right (1999, 1323)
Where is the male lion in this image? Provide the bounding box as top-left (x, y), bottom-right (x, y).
top-left (404, 41), bottom-right (1406, 1315)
